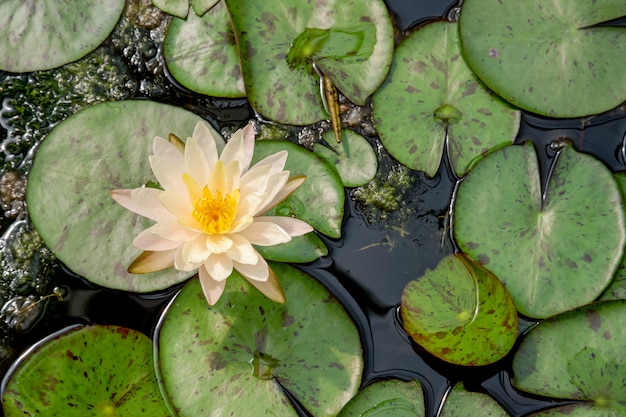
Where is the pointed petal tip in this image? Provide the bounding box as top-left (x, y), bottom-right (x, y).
top-left (128, 250), bottom-right (175, 274)
top-left (243, 266), bottom-right (286, 304)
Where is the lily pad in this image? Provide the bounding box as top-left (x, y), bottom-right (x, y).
top-left (314, 129), bottom-right (378, 187)
top-left (163, 1), bottom-right (246, 97)
top-left (513, 300), bottom-right (626, 413)
top-left (440, 382), bottom-right (509, 417)
top-left (224, 0), bottom-right (394, 125)
top-left (253, 140), bottom-right (345, 239)
top-left (256, 233), bottom-right (328, 263)
top-left (27, 100), bottom-right (220, 292)
top-left (528, 404), bottom-right (626, 417)
top-left (155, 262), bottom-right (363, 417)
top-left (0, 1), bottom-right (125, 72)
top-left (454, 143), bottom-right (625, 318)
top-left (459, 0), bottom-right (626, 117)
top-left (2, 325), bottom-right (170, 417)
top-left (401, 254), bottom-right (518, 366)
top-left (371, 20), bottom-right (520, 178)
top-left (337, 379), bottom-right (425, 417)
top-left (600, 172), bottom-right (626, 301)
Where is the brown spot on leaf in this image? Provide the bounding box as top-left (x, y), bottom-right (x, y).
top-left (585, 309), bottom-right (601, 332)
top-left (477, 254), bottom-right (490, 265)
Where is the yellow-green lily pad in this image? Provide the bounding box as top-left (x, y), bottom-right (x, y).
top-left (337, 379), bottom-right (425, 417)
top-left (440, 382), bottom-right (509, 417)
top-left (155, 263), bottom-right (363, 417)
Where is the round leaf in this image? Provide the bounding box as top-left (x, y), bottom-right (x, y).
top-left (440, 382), bottom-right (509, 417)
top-left (513, 300), bottom-right (626, 407)
top-left (401, 254), bottom-right (518, 366)
top-left (225, 0), bottom-right (394, 125)
top-left (2, 325), bottom-right (170, 417)
top-left (314, 129), bottom-right (378, 187)
top-left (0, 1), bottom-right (125, 72)
top-left (454, 143), bottom-right (625, 318)
top-left (27, 100), bottom-right (221, 292)
top-left (528, 403), bottom-right (626, 417)
top-left (152, 0), bottom-right (189, 18)
top-left (372, 20), bottom-right (520, 178)
top-left (337, 379), bottom-right (425, 417)
top-left (163, 1), bottom-right (246, 97)
top-left (459, 0), bottom-right (626, 117)
top-left (156, 263), bottom-right (363, 417)
top-left (253, 140), bottom-right (345, 238)
top-left (256, 232), bottom-right (328, 263)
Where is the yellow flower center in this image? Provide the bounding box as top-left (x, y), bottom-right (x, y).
top-left (192, 186), bottom-right (240, 234)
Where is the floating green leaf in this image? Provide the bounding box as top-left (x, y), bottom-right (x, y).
top-left (337, 379), bottom-right (424, 417)
top-left (152, 0), bottom-right (189, 18)
top-left (600, 172), bottom-right (626, 301)
top-left (440, 382), bottom-right (509, 417)
top-left (2, 325), bottom-right (170, 417)
top-left (256, 232), bottom-right (328, 263)
top-left (253, 140), bottom-right (345, 238)
top-left (454, 143), bottom-right (625, 318)
top-left (27, 100), bottom-right (220, 292)
top-left (224, 0), bottom-right (394, 125)
top-left (372, 20), bottom-right (520, 178)
top-left (459, 0), bottom-right (626, 117)
top-left (156, 263), bottom-right (363, 417)
top-left (513, 300), bottom-right (626, 414)
top-left (314, 130), bottom-right (378, 187)
top-left (401, 254), bottom-right (517, 366)
top-left (163, 1), bottom-right (245, 97)
top-left (0, 1), bottom-right (125, 72)
top-left (528, 404), bottom-right (626, 417)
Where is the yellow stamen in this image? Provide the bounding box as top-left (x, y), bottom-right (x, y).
top-left (192, 186), bottom-right (240, 234)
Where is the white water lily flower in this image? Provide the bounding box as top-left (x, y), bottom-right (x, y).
top-left (111, 121), bottom-right (313, 305)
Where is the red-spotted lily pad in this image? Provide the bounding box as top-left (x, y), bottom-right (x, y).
top-left (2, 325), bottom-right (170, 417)
top-left (314, 129), bottom-right (378, 187)
top-left (27, 100), bottom-right (216, 292)
top-left (253, 140), bottom-right (345, 239)
top-left (224, 0), bottom-right (394, 125)
top-left (155, 263), bottom-right (363, 417)
top-left (513, 300), bottom-right (626, 415)
top-left (401, 254), bottom-right (518, 366)
top-left (372, 20), bottom-right (520, 178)
top-left (163, 1), bottom-right (245, 97)
top-left (454, 143), bottom-right (625, 318)
top-left (0, 1), bottom-right (125, 72)
top-left (337, 379), bottom-right (424, 417)
top-left (440, 382), bottom-right (509, 417)
top-left (459, 0), bottom-right (626, 117)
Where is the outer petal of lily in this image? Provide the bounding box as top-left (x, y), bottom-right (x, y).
top-left (182, 234), bottom-right (212, 264)
top-left (130, 187), bottom-right (175, 221)
top-left (151, 220), bottom-right (198, 241)
top-left (220, 124), bottom-right (254, 175)
top-left (199, 265), bottom-right (227, 305)
top-left (134, 228), bottom-right (181, 251)
top-left (234, 255), bottom-right (269, 282)
top-left (111, 189), bottom-right (159, 221)
top-left (204, 253), bottom-right (234, 281)
top-left (252, 171), bottom-right (290, 216)
top-left (257, 175), bottom-right (306, 214)
top-left (153, 136), bottom-right (184, 168)
top-left (239, 163), bottom-right (273, 196)
top-left (243, 266), bottom-right (285, 303)
top-left (150, 154), bottom-right (185, 191)
top-left (249, 150), bottom-right (288, 175)
top-left (185, 136), bottom-right (211, 185)
top-left (128, 250), bottom-right (175, 274)
top-left (226, 234), bottom-right (259, 265)
top-left (257, 216), bottom-right (313, 237)
top-left (238, 220), bottom-right (292, 246)
top-left (193, 121), bottom-right (219, 169)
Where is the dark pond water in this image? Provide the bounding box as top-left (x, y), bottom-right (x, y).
top-left (1, 1), bottom-right (626, 416)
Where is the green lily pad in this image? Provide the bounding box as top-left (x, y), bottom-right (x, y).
top-left (156, 262), bottom-right (363, 417)
top-left (458, 0), bottom-right (626, 117)
top-left (528, 403), bottom-right (626, 417)
top-left (513, 300), bottom-right (626, 412)
top-left (440, 382), bottom-right (509, 417)
top-left (401, 254), bottom-right (518, 366)
top-left (600, 172), bottom-right (626, 301)
top-left (337, 379), bottom-right (424, 417)
top-left (314, 129), bottom-right (378, 187)
top-left (0, 1), bottom-right (125, 72)
top-left (371, 20), bottom-right (520, 178)
top-left (253, 140), bottom-right (345, 239)
top-left (163, 1), bottom-right (246, 97)
top-left (224, 0), bottom-right (394, 125)
top-left (454, 143), bottom-right (625, 318)
top-left (27, 100), bottom-right (220, 292)
top-left (256, 232), bottom-right (328, 263)
top-left (2, 325), bottom-right (170, 417)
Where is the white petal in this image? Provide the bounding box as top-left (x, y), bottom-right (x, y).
top-left (185, 136), bottom-right (211, 185)
top-left (252, 171), bottom-right (290, 216)
top-left (252, 150), bottom-right (287, 175)
top-left (207, 160), bottom-right (240, 195)
top-left (193, 121), bottom-right (219, 169)
top-left (229, 214), bottom-right (254, 234)
top-left (206, 234), bottom-right (233, 254)
top-left (133, 228), bottom-right (181, 251)
top-left (153, 136), bottom-right (184, 163)
top-left (235, 191), bottom-right (266, 222)
top-left (174, 246), bottom-right (202, 272)
top-left (257, 216), bottom-right (313, 237)
top-left (130, 187), bottom-right (175, 221)
top-left (182, 234), bottom-right (212, 264)
top-left (238, 220), bottom-right (291, 246)
top-left (159, 189), bottom-right (194, 221)
top-left (151, 220), bottom-right (198, 241)
top-left (226, 235), bottom-right (259, 265)
top-left (239, 163), bottom-right (273, 195)
top-left (257, 175), bottom-right (306, 214)
top-left (220, 125), bottom-right (254, 175)
top-left (149, 155), bottom-right (185, 191)
top-left (234, 256), bottom-right (269, 282)
top-left (204, 253), bottom-right (234, 281)
top-left (198, 266), bottom-right (226, 305)
top-left (111, 189), bottom-right (157, 221)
